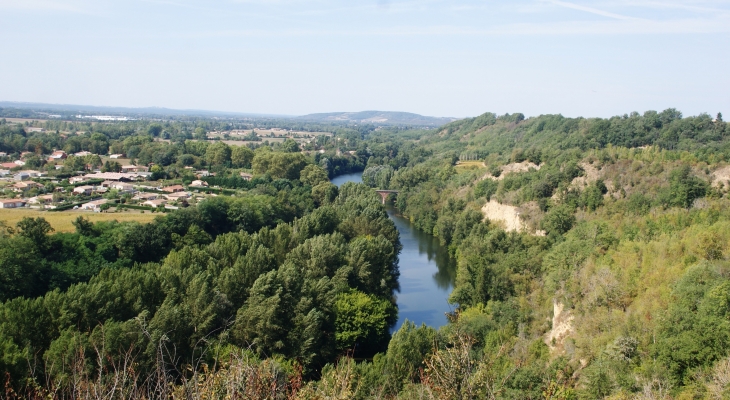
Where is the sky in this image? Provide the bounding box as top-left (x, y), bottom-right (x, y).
top-left (0, 0), bottom-right (728, 119)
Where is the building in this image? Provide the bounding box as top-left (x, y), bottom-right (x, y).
top-left (190, 180), bottom-right (208, 187)
top-left (13, 172), bottom-right (30, 181)
top-left (0, 152), bottom-right (7, 157)
top-left (83, 172), bottom-right (137, 181)
top-left (0, 170), bottom-right (9, 177)
top-left (74, 151), bottom-right (93, 157)
top-left (80, 199), bottom-right (108, 211)
top-left (142, 198), bottom-right (167, 207)
top-left (48, 151), bottom-right (67, 161)
top-left (20, 170), bottom-right (44, 178)
top-left (73, 185), bottom-right (95, 195)
top-left (162, 185), bottom-right (185, 193)
top-left (133, 193), bottom-right (158, 201)
top-left (0, 199), bottom-right (25, 208)
top-left (196, 170), bottom-right (211, 177)
top-left (28, 194), bottom-right (54, 204)
top-left (69, 176), bottom-right (92, 184)
top-left (109, 182), bottom-right (136, 193)
top-left (121, 165), bottom-right (149, 173)
top-left (11, 181), bottom-right (42, 192)
top-left (165, 192), bottom-right (190, 201)
top-left (240, 172), bottom-right (253, 181)
top-left (13, 160), bottom-right (26, 166)
top-left (109, 154), bottom-right (124, 159)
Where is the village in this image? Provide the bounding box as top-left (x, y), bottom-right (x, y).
top-left (0, 149), bottom-right (254, 213)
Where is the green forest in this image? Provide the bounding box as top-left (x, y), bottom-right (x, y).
top-left (2, 109), bottom-right (730, 399)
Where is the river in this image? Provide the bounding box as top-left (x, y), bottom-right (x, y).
top-left (330, 172), bottom-right (457, 330)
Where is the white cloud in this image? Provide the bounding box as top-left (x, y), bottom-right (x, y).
top-left (545, 0), bottom-right (642, 20)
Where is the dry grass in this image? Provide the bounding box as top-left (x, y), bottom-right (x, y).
top-left (455, 161), bottom-right (486, 172)
top-left (0, 208), bottom-right (157, 232)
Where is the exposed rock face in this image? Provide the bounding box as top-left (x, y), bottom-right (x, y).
top-left (545, 301), bottom-right (574, 354)
top-left (481, 161), bottom-right (541, 181)
top-left (712, 165), bottom-right (730, 188)
top-left (481, 200), bottom-right (546, 236)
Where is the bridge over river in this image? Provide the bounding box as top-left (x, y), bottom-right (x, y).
top-left (374, 189), bottom-right (398, 204)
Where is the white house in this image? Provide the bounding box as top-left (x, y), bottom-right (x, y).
top-left (69, 176), bottom-right (91, 184)
top-left (0, 199), bottom-right (26, 208)
top-left (13, 172), bottom-right (30, 181)
top-left (84, 172), bottom-right (136, 181)
top-left (28, 194), bottom-right (54, 204)
top-left (80, 199), bottom-right (108, 211)
top-left (73, 185), bottom-right (95, 195)
top-left (165, 192), bottom-right (190, 201)
top-left (121, 165), bottom-right (148, 173)
top-left (190, 180), bottom-right (208, 187)
top-left (110, 182), bottom-right (136, 193)
top-left (21, 170), bottom-right (44, 178)
top-left (133, 193), bottom-right (158, 201)
top-left (142, 199), bottom-right (167, 207)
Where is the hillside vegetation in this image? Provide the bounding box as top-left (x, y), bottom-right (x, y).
top-left (351, 109), bottom-right (730, 399)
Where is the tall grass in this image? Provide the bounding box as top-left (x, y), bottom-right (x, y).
top-left (0, 209), bottom-right (157, 232)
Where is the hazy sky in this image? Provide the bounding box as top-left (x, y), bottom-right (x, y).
top-left (1, 0), bottom-right (728, 118)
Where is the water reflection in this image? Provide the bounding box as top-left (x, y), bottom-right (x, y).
top-left (330, 172), bottom-right (363, 186)
top-left (387, 209), bottom-right (457, 291)
top-left (330, 172), bottom-right (457, 329)
top-left (387, 209), bottom-right (457, 330)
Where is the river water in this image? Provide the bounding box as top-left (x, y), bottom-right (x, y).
top-left (330, 172), bottom-right (457, 330)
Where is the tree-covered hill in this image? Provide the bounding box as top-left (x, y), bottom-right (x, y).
top-left (351, 108), bottom-right (730, 399)
top-left (422, 109), bottom-right (726, 161)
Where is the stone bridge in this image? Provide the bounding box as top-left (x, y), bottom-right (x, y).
top-left (374, 190), bottom-right (398, 204)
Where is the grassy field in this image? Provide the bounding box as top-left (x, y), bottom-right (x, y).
top-left (454, 160), bottom-right (486, 171)
top-left (0, 209), bottom-right (158, 232)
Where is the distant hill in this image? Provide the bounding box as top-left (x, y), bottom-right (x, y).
top-left (0, 101), bottom-right (289, 119)
top-left (296, 111), bottom-right (457, 127)
top-left (0, 102), bottom-right (457, 126)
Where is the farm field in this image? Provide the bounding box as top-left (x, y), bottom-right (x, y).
top-left (0, 208), bottom-right (157, 232)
